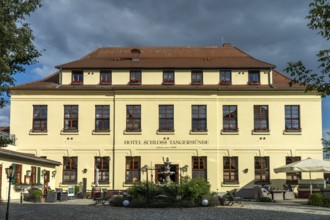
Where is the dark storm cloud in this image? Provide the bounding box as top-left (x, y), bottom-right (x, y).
top-left (26, 0), bottom-right (327, 73)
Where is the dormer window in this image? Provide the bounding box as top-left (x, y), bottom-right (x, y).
top-left (220, 70), bottom-right (232, 85)
top-left (248, 71), bottom-right (260, 85)
top-left (100, 70), bottom-right (112, 85)
top-left (191, 70), bottom-right (203, 85)
top-left (163, 71), bottom-right (175, 85)
top-left (72, 71), bottom-right (83, 85)
top-left (130, 70), bottom-right (141, 85)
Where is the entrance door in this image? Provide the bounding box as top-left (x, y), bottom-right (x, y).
top-left (155, 164), bottom-right (178, 183)
top-left (0, 165), bottom-right (2, 200)
top-left (43, 170), bottom-right (50, 196)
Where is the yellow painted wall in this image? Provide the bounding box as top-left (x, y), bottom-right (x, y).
top-left (10, 88), bottom-right (323, 192)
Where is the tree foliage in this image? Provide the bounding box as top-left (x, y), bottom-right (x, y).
top-left (284, 0), bottom-right (330, 97)
top-left (323, 131), bottom-right (330, 158)
top-left (0, 0), bottom-right (42, 107)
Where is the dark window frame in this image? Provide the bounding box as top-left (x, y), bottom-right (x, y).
top-left (192, 157), bottom-right (207, 179)
top-left (223, 157), bottom-right (239, 183)
top-left (248, 70), bottom-right (260, 85)
top-left (63, 157), bottom-right (78, 184)
top-left (285, 105), bottom-right (301, 132)
top-left (220, 70), bottom-right (232, 85)
top-left (72, 71), bottom-right (83, 85)
top-left (30, 166), bottom-right (36, 185)
top-left (95, 157), bottom-right (110, 184)
top-left (191, 70), bottom-right (203, 85)
top-left (126, 105), bottom-right (141, 132)
top-left (130, 70), bottom-right (141, 85)
top-left (159, 105), bottom-right (174, 132)
top-left (223, 105), bottom-right (238, 131)
top-left (254, 157), bottom-right (270, 184)
top-left (95, 105), bottom-right (110, 132)
top-left (64, 105), bottom-right (79, 132)
top-left (286, 156), bottom-right (301, 185)
top-left (163, 70), bottom-right (175, 85)
top-left (125, 157), bottom-right (141, 184)
top-left (15, 164), bottom-right (22, 184)
top-left (100, 70), bottom-right (112, 85)
top-left (32, 105), bottom-right (47, 132)
top-left (254, 105), bottom-right (269, 132)
top-left (192, 105), bottom-right (207, 132)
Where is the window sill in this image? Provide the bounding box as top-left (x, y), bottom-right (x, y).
top-left (100, 82), bottom-right (112, 85)
top-left (190, 130), bottom-right (208, 135)
top-left (283, 130), bottom-right (302, 135)
top-left (221, 130), bottom-right (239, 135)
top-left (157, 131), bottom-right (175, 135)
top-left (221, 182), bottom-right (240, 187)
top-left (252, 130), bottom-right (270, 135)
top-left (61, 130), bottom-right (79, 135)
top-left (60, 182), bottom-right (77, 187)
top-left (123, 131), bottom-right (142, 135)
top-left (29, 130), bottom-right (48, 135)
top-left (92, 130), bottom-right (111, 135)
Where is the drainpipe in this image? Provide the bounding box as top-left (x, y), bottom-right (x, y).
top-left (112, 91), bottom-right (116, 191)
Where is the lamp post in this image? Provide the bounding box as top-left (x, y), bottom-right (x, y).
top-left (141, 165), bottom-right (149, 208)
top-left (179, 165), bottom-right (188, 209)
top-left (5, 166), bottom-right (15, 220)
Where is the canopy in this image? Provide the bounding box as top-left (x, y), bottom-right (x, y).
top-left (274, 158), bottom-right (330, 195)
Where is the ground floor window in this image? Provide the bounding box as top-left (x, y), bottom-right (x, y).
top-left (95, 157), bottom-right (110, 184)
top-left (286, 156), bottom-right (301, 184)
top-left (15, 164), bottom-right (22, 184)
top-left (63, 157), bottom-right (78, 184)
top-left (125, 157), bottom-right (140, 184)
top-left (254, 157), bottom-right (270, 184)
top-left (223, 157), bottom-right (238, 183)
top-left (192, 157), bottom-right (207, 179)
top-left (30, 166), bottom-right (36, 184)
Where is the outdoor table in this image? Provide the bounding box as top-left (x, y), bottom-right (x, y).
top-left (271, 190), bottom-right (285, 200)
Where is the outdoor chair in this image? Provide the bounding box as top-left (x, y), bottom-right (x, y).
top-left (221, 189), bottom-right (242, 206)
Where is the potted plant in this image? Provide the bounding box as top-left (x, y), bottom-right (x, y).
top-left (31, 183), bottom-right (43, 189)
top-left (32, 189), bottom-right (42, 203)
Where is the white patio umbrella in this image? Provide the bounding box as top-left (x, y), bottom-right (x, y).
top-left (274, 158), bottom-right (330, 195)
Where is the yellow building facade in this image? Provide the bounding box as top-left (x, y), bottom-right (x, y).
top-left (9, 44), bottom-right (323, 195)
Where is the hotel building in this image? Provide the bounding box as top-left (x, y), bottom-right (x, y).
top-left (9, 44), bottom-right (323, 194)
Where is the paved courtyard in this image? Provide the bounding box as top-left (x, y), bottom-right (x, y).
top-left (1, 199), bottom-right (330, 220)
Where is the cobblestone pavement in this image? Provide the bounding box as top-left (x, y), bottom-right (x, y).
top-left (1, 199), bottom-right (330, 220)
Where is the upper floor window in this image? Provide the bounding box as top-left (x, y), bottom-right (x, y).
top-left (163, 70), bottom-right (175, 85)
top-left (255, 157), bottom-right (270, 184)
top-left (130, 70), bottom-right (141, 85)
top-left (72, 71), bottom-right (83, 85)
top-left (223, 157), bottom-right (238, 183)
top-left (285, 105), bottom-right (301, 132)
top-left (125, 157), bottom-right (140, 184)
top-left (126, 105), bottom-right (141, 132)
top-left (64, 105), bottom-right (78, 131)
top-left (254, 105), bottom-right (269, 132)
top-left (248, 70), bottom-right (260, 85)
top-left (95, 157), bottom-right (110, 184)
top-left (63, 157), bottom-right (77, 184)
top-left (95, 105), bottom-right (110, 131)
top-left (159, 105), bottom-right (174, 132)
top-left (100, 70), bottom-right (112, 85)
top-left (191, 70), bottom-right (203, 85)
top-left (192, 157), bottom-right (207, 179)
top-left (33, 105), bottom-right (47, 131)
top-left (286, 156), bottom-right (301, 185)
top-left (192, 105), bottom-right (207, 132)
top-left (223, 105), bottom-right (238, 131)
top-left (220, 70), bottom-right (232, 85)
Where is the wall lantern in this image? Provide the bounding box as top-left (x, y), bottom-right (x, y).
top-left (52, 170), bottom-right (57, 177)
top-left (180, 165), bottom-right (188, 173)
top-left (26, 170), bottom-right (31, 177)
top-left (243, 168), bottom-right (249, 174)
top-left (42, 169), bottom-right (47, 176)
top-left (82, 168), bottom-right (87, 174)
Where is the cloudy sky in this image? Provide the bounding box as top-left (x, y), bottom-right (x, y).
top-left (1, 0), bottom-right (329, 138)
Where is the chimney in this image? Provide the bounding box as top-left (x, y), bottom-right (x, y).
top-left (131, 48), bottom-right (141, 61)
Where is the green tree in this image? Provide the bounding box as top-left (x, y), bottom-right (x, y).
top-left (323, 131), bottom-right (330, 158)
top-left (284, 0), bottom-right (329, 97)
top-left (0, 0), bottom-right (42, 108)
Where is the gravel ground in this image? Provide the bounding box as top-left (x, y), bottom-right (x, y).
top-left (1, 199), bottom-right (330, 220)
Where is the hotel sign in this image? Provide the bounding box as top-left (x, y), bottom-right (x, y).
top-left (124, 139), bottom-right (209, 145)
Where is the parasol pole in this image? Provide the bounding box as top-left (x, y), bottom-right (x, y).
top-left (309, 171), bottom-right (312, 196)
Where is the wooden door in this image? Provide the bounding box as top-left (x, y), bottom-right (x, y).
top-left (43, 170), bottom-right (50, 196)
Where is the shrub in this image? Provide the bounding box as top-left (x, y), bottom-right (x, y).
top-left (202, 194), bottom-right (221, 206)
top-left (181, 178), bottom-right (211, 204)
top-left (32, 189), bottom-right (42, 199)
top-left (129, 197), bottom-right (147, 208)
top-left (308, 193), bottom-right (323, 206)
top-left (259, 197), bottom-right (272, 202)
top-left (74, 185), bottom-right (80, 194)
top-left (109, 196), bottom-right (124, 207)
top-left (323, 197), bottom-right (330, 207)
